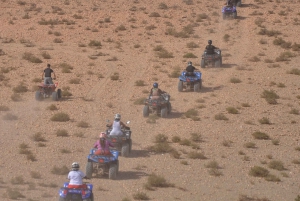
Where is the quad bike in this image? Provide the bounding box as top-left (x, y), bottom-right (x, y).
top-left (178, 71), bottom-right (202, 92)
top-left (105, 121), bottom-right (132, 157)
top-left (222, 5), bottom-right (237, 19)
top-left (143, 93), bottom-right (171, 118)
top-left (58, 181), bottom-right (94, 201)
top-left (35, 82), bottom-right (61, 101)
top-left (86, 149), bottom-right (119, 180)
top-left (200, 49), bottom-right (222, 68)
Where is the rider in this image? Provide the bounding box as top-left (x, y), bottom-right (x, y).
top-left (185, 61), bottom-right (197, 76)
top-left (205, 40), bottom-right (218, 55)
top-left (149, 82), bottom-right (165, 100)
top-left (67, 162), bottom-right (87, 189)
top-left (42, 64), bottom-right (56, 85)
top-left (225, 0), bottom-right (234, 6)
top-left (106, 114), bottom-right (127, 136)
top-left (94, 132), bottom-right (114, 155)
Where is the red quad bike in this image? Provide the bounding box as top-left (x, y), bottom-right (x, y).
top-left (35, 82), bottom-right (61, 101)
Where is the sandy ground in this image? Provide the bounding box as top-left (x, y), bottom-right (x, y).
top-left (0, 0), bottom-right (300, 200)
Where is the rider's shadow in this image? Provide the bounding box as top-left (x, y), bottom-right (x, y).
top-left (200, 85), bottom-right (224, 93)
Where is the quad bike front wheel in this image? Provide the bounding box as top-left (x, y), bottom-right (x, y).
top-left (161, 107), bottom-right (168, 118)
top-left (35, 91), bottom-right (42, 101)
top-left (129, 139), bottom-right (132, 153)
top-left (200, 59), bottom-right (205, 68)
top-left (121, 143), bottom-right (130, 157)
top-left (167, 102), bottom-right (172, 114)
top-left (108, 164), bottom-right (117, 180)
top-left (143, 106), bottom-right (149, 117)
top-left (178, 81), bottom-right (183, 92)
top-left (194, 83), bottom-right (200, 92)
top-left (57, 89), bottom-right (62, 99)
top-left (52, 91), bottom-right (58, 101)
top-left (86, 162), bottom-right (93, 179)
top-left (233, 12), bottom-right (237, 19)
top-left (215, 59), bottom-right (221, 67)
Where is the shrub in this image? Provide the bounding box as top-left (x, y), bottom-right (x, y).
top-left (11, 176), bottom-right (25, 185)
top-left (41, 51), bottom-right (51, 59)
top-left (187, 151), bottom-right (207, 159)
top-left (172, 136), bottom-right (181, 143)
top-left (146, 173), bottom-right (174, 188)
top-left (4, 188), bottom-right (25, 199)
top-left (60, 63), bottom-right (73, 73)
top-left (23, 52), bottom-right (43, 63)
top-left (208, 168), bottom-right (223, 177)
top-left (185, 108), bottom-right (198, 118)
top-left (13, 83), bottom-right (28, 93)
top-left (289, 108), bottom-right (299, 115)
top-left (205, 160), bottom-right (220, 169)
top-left (147, 142), bottom-right (173, 153)
top-left (249, 166), bottom-right (269, 177)
top-left (248, 56), bottom-right (260, 62)
top-left (32, 132), bottom-right (46, 142)
top-left (149, 12), bottom-right (160, 17)
top-left (69, 78), bottom-right (80, 84)
top-left (88, 40), bottom-right (101, 47)
top-left (226, 107), bottom-right (239, 114)
top-left (77, 121), bottom-right (89, 128)
top-left (238, 195), bottom-right (270, 201)
top-left (223, 34), bottom-right (230, 42)
top-left (51, 112), bottom-right (70, 122)
top-left (132, 192), bottom-right (149, 200)
top-left (53, 38), bottom-right (63, 43)
top-left (186, 42), bottom-right (199, 48)
top-left (135, 80), bottom-right (145, 86)
top-left (51, 165), bottom-right (69, 175)
top-left (190, 133), bottom-right (202, 142)
top-left (230, 77), bottom-right (241, 83)
top-left (115, 25), bottom-right (126, 31)
top-left (272, 139), bottom-right (280, 145)
top-left (244, 142), bottom-right (256, 148)
top-left (241, 103), bottom-right (250, 107)
top-left (222, 140), bottom-right (232, 147)
top-left (183, 53), bottom-right (197, 58)
top-left (287, 68), bottom-right (300, 75)
top-left (252, 131), bottom-right (270, 140)
top-left (170, 149), bottom-right (181, 159)
top-left (169, 68), bottom-right (181, 78)
top-left (47, 104), bottom-right (58, 110)
top-left (265, 174), bottom-right (281, 182)
top-left (146, 114), bottom-right (159, 124)
top-left (110, 72), bottom-right (119, 80)
top-left (74, 132), bottom-right (84, 138)
top-left (261, 89), bottom-right (279, 104)
top-left (60, 148), bottom-right (71, 153)
top-left (56, 129), bottom-right (69, 137)
top-left (154, 134), bottom-right (168, 143)
top-left (180, 161), bottom-right (188, 165)
top-left (268, 160), bottom-right (285, 171)
top-left (30, 171), bottom-right (41, 179)
top-left (133, 97), bottom-right (145, 105)
top-left (258, 117), bottom-right (271, 124)
top-left (258, 28), bottom-right (281, 37)
top-left (214, 113), bottom-right (228, 120)
top-left (275, 51), bottom-right (295, 62)
top-left (0, 105), bottom-right (9, 111)
top-left (3, 113), bottom-right (18, 120)
top-left (179, 139), bottom-right (191, 146)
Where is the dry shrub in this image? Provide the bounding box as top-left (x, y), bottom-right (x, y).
top-left (56, 129), bottom-right (69, 137)
top-left (32, 132), bottom-right (46, 142)
top-left (51, 165), bottom-right (69, 175)
top-left (252, 131), bottom-right (270, 140)
top-left (51, 112), bottom-right (70, 122)
top-left (77, 121), bottom-right (89, 128)
top-left (23, 52), bottom-right (43, 63)
top-left (187, 151), bottom-right (207, 159)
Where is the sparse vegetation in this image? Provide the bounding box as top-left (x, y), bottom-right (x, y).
top-left (3, 113), bottom-right (18, 120)
top-left (132, 192), bottom-right (149, 200)
top-left (268, 160), bottom-right (285, 171)
top-left (51, 112), bottom-right (70, 122)
top-left (258, 117), bottom-right (271, 124)
top-left (244, 142), bottom-right (256, 148)
top-left (56, 129), bottom-right (69, 137)
top-left (32, 132), bottom-right (46, 142)
top-left (135, 80), bottom-right (146, 86)
top-left (77, 121), bottom-right (89, 128)
top-left (261, 89), bottom-right (279, 104)
top-left (110, 72), bottom-right (119, 80)
top-left (230, 77), bottom-right (241, 83)
top-left (252, 131), bottom-right (270, 140)
top-left (187, 151), bottom-right (207, 159)
top-left (22, 52), bottom-right (43, 63)
top-left (51, 165), bottom-right (69, 175)
top-left (47, 104), bottom-right (58, 110)
top-left (226, 107), bottom-right (239, 114)
top-left (249, 166), bottom-right (269, 177)
top-left (214, 113), bottom-right (228, 120)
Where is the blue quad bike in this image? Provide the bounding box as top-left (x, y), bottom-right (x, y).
top-left (222, 5), bottom-right (237, 19)
top-left (86, 149), bottom-right (119, 180)
top-left (106, 121), bottom-right (132, 157)
top-left (58, 181), bottom-right (94, 201)
top-left (178, 71), bottom-right (202, 92)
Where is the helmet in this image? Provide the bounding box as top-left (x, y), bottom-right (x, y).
top-left (99, 132), bottom-right (107, 138)
top-left (47, 64), bottom-right (51, 67)
top-left (72, 162), bottom-right (80, 171)
top-left (208, 40), bottom-right (212, 45)
top-left (188, 61), bottom-right (192, 66)
top-left (153, 82), bottom-right (158, 88)
top-left (114, 113), bottom-right (121, 121)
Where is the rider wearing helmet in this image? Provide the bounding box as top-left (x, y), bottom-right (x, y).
top-left (107, 114), bottom-right (127, 136)
top-left (205, 40), bottom-right (218, 55)
top-left (94, 132), bottom-right (114, 155)
top-left (225, 0), bottom-right (234, 6)
top-left (149, 82), bottom-right (165, 100)
top-left (185, 61), bottom-right (197, 76)
top-left (42, 64), bottom-right (56, 85)
top-left (67, 162), bottom-right (87, 189)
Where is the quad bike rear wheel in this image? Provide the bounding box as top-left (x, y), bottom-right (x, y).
top-left (161, 107), bottom-right (168, 118)
top-left (129, 139), bottom-right (132, 153)
top-left (108, 164), bottom-right (117, 180)
top-left (194, 83), bottom-right (200, 92)
top-left (222, 13), bottom-right (226, 20)
top-left (167, 102), bottom-right (172, 114)
top-left (86, 162), bottom-right (93, 179)
top-left (200, 59), bottom-right (205, 68)
top-left (121, 143), bottom-right (130, 157)
top-left (35, 91), bottom-right (42, 101)
top-left (199, 79), bottom-right (202, 89)
top-left (52, 91), bottom-right (58, 101)
top-left (143, 106), bottom-right (149, 117)
top-left (57, 89), bottom-right (62, 99)
top-left (215, 59), bottom-right (221, 67)
top-left (178, 81), bottom-right (183, 92)
top-left (233, 12), bottom-right (237, 19)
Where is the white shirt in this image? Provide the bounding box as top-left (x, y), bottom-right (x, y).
top-left (111, 120), bottom-right (123, 135)
top-left (68, 170), bottom-right (85, 185)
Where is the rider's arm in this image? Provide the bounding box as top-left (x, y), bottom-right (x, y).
top-left (53, 70), bottom-right (56, 79)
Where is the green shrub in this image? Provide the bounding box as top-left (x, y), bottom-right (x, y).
top-left (205, 160), bottom-right (220, 169)
top-left (115, 25), bottom-right (126, 31)
top-left (268, 160), bottom-right (285, 171)
top-left (185, 108), bottom-right (198, 118)
top-left (56, 129), bottom-right (69, 137)
top-left (190, 133), bottom-right (202, 142)
top-left (252, 131), bottom-right (270, 140)
top-left (179, 138), bottom-right (191, 146)
top-left (275, 51), bottom-right (295, 62)
top-left (208, 168), bottom-right (223, 177)
top-left (187, 151), bottom-right (207, 159)
top-left (51, 112), bottom-right (70, 122)
top-left (51, 165), bottom-right (69, 175)
top-left (249, 166), bottom-right (269, 177)
top-left (289, 108), bottom-right (299, 115)
top-left (146, 173), bottom-right (174, 187)
top-left (186, 42), bottom-right (199, 48)
top-left (134, 97), bottom-right (145, 105)
top-left (41, 51), bottom-right (51, 59)
top-left (170, 149), bottom-right (181, 159)
top-left (265, 174), bottom-right (281, 182)
top-left (23, 52), bottom-right (43, 63)
top-left (110, 72), bottom-right (119, 80)
top-left (180, 160), bottom-right (188, 165)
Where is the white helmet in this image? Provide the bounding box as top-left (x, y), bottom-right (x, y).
top-left (72, 162), bottom-right (80, 171)
top-left (114, 113), bottom-right (121, 121)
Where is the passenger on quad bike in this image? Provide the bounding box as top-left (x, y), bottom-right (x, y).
top-left (185, 61), bottom-right (197, 76)
top-left (149, 82), bottom-right (166, 100)
top-left (42, 64), bottom-right (56, 85)
top-left (67, 162), bottom-right (87, 188)
top-left (106, 114), bottom-right (128, 136)
top-left (94, 132), bottom-right (114, 155)
top-left (205, 40), bottom-right (218, 55)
